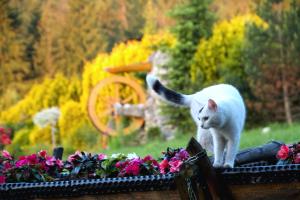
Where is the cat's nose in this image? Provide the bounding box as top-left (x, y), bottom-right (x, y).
top-left (201, 125), bottom-right (204, 128)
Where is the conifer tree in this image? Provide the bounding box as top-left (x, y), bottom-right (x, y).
top-left (244, 0), bottom-right (300, 124)
top-left (163, 0), bottom-right (215, 131)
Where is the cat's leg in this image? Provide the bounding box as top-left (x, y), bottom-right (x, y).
top-left (224, 137), bottom-right (239, 168)
top-left (196, 127), bottom-right (213, 153)
top-left (211, 133), bottom-right (226, 168)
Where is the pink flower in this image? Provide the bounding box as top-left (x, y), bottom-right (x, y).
top-left (98, 153), bottom-right (107, 160)
top-left (56, 159), bottom-right (64, 168)
top-left (2, 150), bottom-right (12, 160)
top-left (277, 145), bottom-right (290, 160)
top-left (169, 160), bottom-right (183, 173)
top-left (143, 155), bottom-right (159, 167)
top-left (15, 156), bottom-right (28, 167)
top-left (159, 159), bottom-right (169, 174)
top-left (3, 161), bottom-right (12, 171)
top-left (0, 176), bottom-right (6, 184)
top-left (38, 150), bottom-right (47, 158)
top-left (68, 151), bottom-right (81, 162)
top-left (175, 149), bottom-right (189, 161)
top-left (27, 154), bottom-right (38, 165)
top-left (46, 156), bottom-right (56, 166)
top-left (294, 153), bottom-right (300, 164)
top-left (125, 163), bottom-right (140, 176)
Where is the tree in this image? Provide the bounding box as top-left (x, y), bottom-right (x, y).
top-left (162, 0), bottom-right (215, 132)
top-left (244, 0), bottom-right (300, 124)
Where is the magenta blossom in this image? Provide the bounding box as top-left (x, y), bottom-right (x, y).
top-left (46, 156), bottom-right (56, 166)
top-left (98, 153), bottom-right (107, 160)
top-left (2, 150), bottom-right (12, 160)
top-left (3, 161), bottom-right (12, 171)
top-left (169, 160), bottom-right (183, 173)
top-left (0, 176), bottom-right (6, 184)
top-left (15, 156), bottom-right (29, 168)
top-left (27, 154), bottom-right (38, 165)
top-left (159, 159), bottom-right (169, 174)
top-left (125, 159), bottom-right (141, 176)
top-left (175, 149), bottom-right (189, 161)
top-left (294, 153), bottom-right (300, 164)
top-left (67, 151), bottom-right (81, 162)
top-left (56, 159), bottom-right (64, 168)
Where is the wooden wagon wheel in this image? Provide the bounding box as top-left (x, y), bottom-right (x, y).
top-left (88, 76), bottom-right (146, 137)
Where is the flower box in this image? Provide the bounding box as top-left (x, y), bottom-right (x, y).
top-left (1, 138), bottom-right (300, 200)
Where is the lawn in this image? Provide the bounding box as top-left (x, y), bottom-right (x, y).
top-left (100, 123), bottom-right (300, 158)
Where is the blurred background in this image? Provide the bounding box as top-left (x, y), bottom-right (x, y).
top-left (1, 0), bottom-right (300, 158)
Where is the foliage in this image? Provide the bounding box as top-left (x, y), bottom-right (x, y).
top-left (162, 0), bottom-right (216, 132)
top-left (0, 148), bottom-right (190, 183)
top-left (0, 74), bottom-right (81, 124)
top-left (191, 14), bottom-right (267, 97)
top-left (62, 124), bottom-right (101, 156)
top-left (243, 0), bottom-right (300, 124)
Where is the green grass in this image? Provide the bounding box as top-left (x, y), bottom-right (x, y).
top-left (100, 123), bottom-right (300, 158)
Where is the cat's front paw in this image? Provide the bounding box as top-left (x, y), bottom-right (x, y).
top-left (223, 163), bottom-right (234, 168)
top-left (213, 163), bottom-right (223, 168)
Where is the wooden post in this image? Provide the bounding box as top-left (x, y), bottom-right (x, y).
top-left (186, 137), bottom-right (233, 200)
top-left (53, 147), bottom-right (64, 160)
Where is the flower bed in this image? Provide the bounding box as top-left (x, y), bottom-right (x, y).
top-left (0, 147), bottom-right (189, 184)
top-left (1, 138), bottom-right (300, 200)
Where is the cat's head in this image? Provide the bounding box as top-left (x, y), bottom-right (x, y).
top-left (197, 99), bottom-right (225, 129)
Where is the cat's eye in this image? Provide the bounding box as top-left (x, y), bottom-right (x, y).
top-left (203, 116), bottom-right (209, 121)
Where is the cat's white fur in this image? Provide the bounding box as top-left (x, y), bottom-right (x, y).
top-left (146, 74), bottom-right (246, 168)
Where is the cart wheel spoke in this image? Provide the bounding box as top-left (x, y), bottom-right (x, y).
top-left (122, 95), bottom-right (134, 104)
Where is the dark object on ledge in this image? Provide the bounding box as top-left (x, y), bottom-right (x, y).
top-left (208, 140), bottom-right (283, 166)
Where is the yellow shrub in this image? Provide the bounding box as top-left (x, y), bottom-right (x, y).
top-left (58, 100), bottom-right (86, 142)
top-left (29, 126), bottom-right (52, 146)
top-left (191, 14), bottom-right (268, 85)
top-left (0, 74), bottom-right (81, 124)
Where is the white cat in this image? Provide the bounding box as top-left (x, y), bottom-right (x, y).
top-left (146, 74), bottom-right (246, 168)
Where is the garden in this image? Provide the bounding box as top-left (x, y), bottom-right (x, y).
top-left (1, 0), bottom-right (300, 199)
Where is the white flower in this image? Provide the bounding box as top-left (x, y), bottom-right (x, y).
top-left (111, 153), bottom-right (122, 159)
top-left (33, 107), bottom-right (60, 128)
top-left (127, 153), bottom-right (138, 159)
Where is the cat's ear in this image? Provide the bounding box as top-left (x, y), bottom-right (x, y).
top-left (208, 99), bottom-right (217, 111)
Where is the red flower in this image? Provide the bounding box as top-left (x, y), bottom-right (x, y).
top-left (294, 153), bottom-right (300, 164)
top-left (143, 155), bottom-right (159, 167)
top-left (169, 160), bottom-right (183, 173)
top-left (2, 150), bottom-right (12, 160)
top-left (277, 145), bottom-right (290, 160)
top-left (38, 150), bottom-right (47, 158)
top-left (159, 159), bottom-right (169, 174)
top-left (1, 134), bottom-right (11, 145)
top-left (0, 176), bottom-right (6, 184)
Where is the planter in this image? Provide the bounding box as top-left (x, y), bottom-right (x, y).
top-left (1, 138), bottom-right (300, 200)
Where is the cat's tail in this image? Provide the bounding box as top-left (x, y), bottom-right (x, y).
top-left (146, 74), bottom-right (192, 107)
